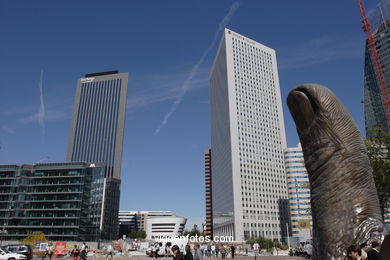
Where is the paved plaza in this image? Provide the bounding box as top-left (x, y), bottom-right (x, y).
top-left (38, 257), bottom-right (302, 260)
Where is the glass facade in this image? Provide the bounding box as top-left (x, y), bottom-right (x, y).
top-left (284, 144), bottom-right (312, 240)
top-left (66, 72), bottom-right (128, 180)
top-left (66, 71), bottom-right (128, 240)
top-left (0, 162), bottom-right (115, 242)
top-left (364, 21), bottom-right (390, 132)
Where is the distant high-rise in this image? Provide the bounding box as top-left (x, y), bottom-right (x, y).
top-left (67, 70), bottom-right (128, 239)
top-left (67, 71), bottom-right (128, 179)
top-left (364, 2), bottom-right (390, 132)
top-left (204, 149), bottom-right (213, 237)
top-left (210, 29), bottom-right (289, 242)
top-left (284, 144), bottom-right (312, 240)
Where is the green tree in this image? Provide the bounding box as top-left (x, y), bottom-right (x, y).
top-left (129, 229), bottom-right (138, 239)
top-left (20, 231), bottom-right (48, 249)
top-left (246, 236), bottom-right (280, 250)
top-left (365, 128), bottom-right (390, 218)
top-left (137, 230), bottom-right (146, 239)
top-left (183, 224), bottom-right (205, 237)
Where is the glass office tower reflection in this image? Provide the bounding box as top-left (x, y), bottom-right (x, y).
top-left (0, 162), bottom-right (109, 241)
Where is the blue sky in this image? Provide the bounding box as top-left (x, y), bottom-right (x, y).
top-left (0, 0), bottom-right (378, 228)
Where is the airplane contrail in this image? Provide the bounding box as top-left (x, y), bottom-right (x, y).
top-left (154, 2), bottom-right (240, 135)
top-left (38, 70), bottom-right (45, 136)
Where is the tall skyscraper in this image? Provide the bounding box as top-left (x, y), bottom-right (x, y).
top-left (67, 70), bottom-right (128, 179)
top-left (284, 144), bottom-right (312, 241)
top-left (210, 29), bottom-right (289, 242)
top-left (67, 70), bottom-right (128, 239)
top-left (364, 1), bottom-right (390, 132)
top-left (204, 149), bottom-right (213, 237)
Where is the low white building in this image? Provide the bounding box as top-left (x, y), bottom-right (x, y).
top-left (145, 216), bottom-right (187, 240)
top-left (118, 211), bottom-right (186, 239)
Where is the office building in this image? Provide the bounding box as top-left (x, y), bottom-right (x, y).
top-left (204, 149), bottom-right (213, 237)
top-left (118, 211), bottom-right (186, 239)
top-left (284, 144), bottom-right (312, 241)
top-left (67, 71), bottom-right (128, 179)
top-left (210, 29), bottom-right (289, 241)
top-left (118, 211), bottom-right (138, 238)
top-left (364, 1), bottom-right (390, 132)
top-left (66, 71), bottom-right (128, 239)
top-left (0, 162), bottom-right (117, 241)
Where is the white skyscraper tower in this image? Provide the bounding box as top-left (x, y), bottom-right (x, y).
top-left (210, 29), bottom-right (289, 242)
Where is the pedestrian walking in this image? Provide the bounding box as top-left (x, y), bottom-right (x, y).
top-left (346, 245), bottom-right (362, 260)
top-left (194, 244), bottom-right (203, 260)
top-left (80, 242), bottom-right (88, 260)
top-left (42, 243), bottom-right (54, 260)
top-left (230, 245), bottom-right (235, 259)
top-left (220, 246), bottom-right (226, 259)
top-left (165, 243), bottom-right (172, 258)
top-left (184, 245), bottom-right (193, 260)
top-left (367, 242), bottom-right (381, 260)
top-left (380, 234), bottom-right (390, 260)
top-left (154, 243), bottom-right (161, 258)
top-left (253, 242), bottom-right (260, 255)
top-left (215, 245), bottom-right (219, 258)
top-left (360, 243), bottom-right (368, 260)
top-left (200, 244), bottom-right (205, 256)
top-left (211, 244), bottom-right (216, 258)
top-left (71, 245), bottom-right (80, 260)
top-left (106, 245), bottom-right (113, 259)
top-left (207, 244), bottom-right (211, 257)
top-left (172, 245), bottom-right (184, 260)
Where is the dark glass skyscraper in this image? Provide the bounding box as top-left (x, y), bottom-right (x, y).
top-left (66, 71), bottom-right (128, 179)
top-left (66, 71), bottom-right (128, 239)
top-left (364, 14), bottom-right (390, 132)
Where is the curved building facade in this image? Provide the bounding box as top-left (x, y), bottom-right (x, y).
top-left (145, 216), bottom-right (186, 240)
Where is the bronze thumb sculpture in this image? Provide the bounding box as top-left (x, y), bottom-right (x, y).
top-left (287, 84), bottom-right (386, 260)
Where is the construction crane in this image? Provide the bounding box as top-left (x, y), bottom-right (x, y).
top-left (357, 0), bottom-right (390, 125)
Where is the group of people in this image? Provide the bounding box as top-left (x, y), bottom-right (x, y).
top-left (70, 243), bottom-right (89, 260)
top-left (345, 241), bottom-right (383, 260)
top-left (199, 244), bottom-right (236, 259)
top-left (152, 243), bottom-right (237, 260)
top-left (171, 244), bottom-right (237, 260)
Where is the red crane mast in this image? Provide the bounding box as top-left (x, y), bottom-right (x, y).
top-left (357, 0), bottom-right (390, 125)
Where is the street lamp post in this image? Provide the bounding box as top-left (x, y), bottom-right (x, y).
top-left (286, 223), bottom-right (290, 249)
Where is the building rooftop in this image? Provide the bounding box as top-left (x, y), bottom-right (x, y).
top-left (85, 70), bottom-right (119, 77)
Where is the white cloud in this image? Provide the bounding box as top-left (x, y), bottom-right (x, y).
top-left (38, 70), bottom-right (46, 135)
top-left (126, 67), bottom-right (209, 113)
top-left (153, 2), bottom-right (240, 135)
top-left (277, 35), bottom-right (362, 70)
top-left (1, 125), bottom-right (15, 134)
top-left (18, 102), bottom-right (73, 125)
